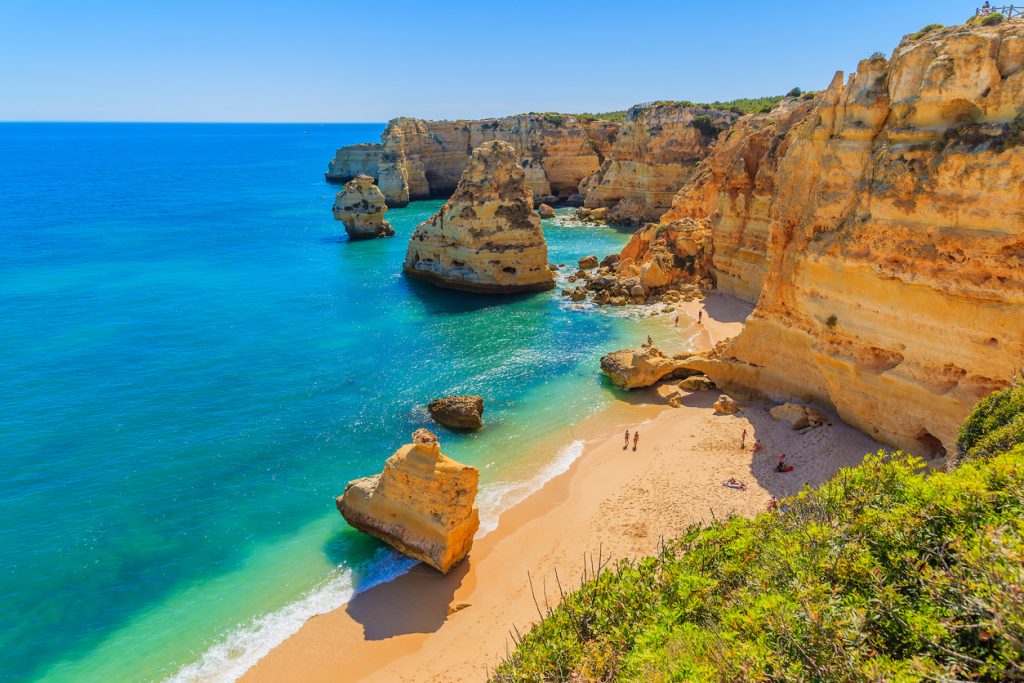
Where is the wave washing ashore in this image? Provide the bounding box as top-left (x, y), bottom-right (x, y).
top-left (0, 123), bottom-right (672, 682)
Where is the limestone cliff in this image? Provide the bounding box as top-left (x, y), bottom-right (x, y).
top-left (327, 115), bottom-right (620, 206)
top-left (337, 429), bottom-right (479, 574)
top-left (686, 22), bottom-right (1024, 458)
top-left (331, 174), bottom-right (395, 239)
top-left (581, 104), bottom-right (739, 224)
top-left (403, 140), bottom-right (556, 293)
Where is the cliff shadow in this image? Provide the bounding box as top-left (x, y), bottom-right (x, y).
top-left (403, 276), bottom-right (538, 315)
top-left (344, 557), bottom-right (470, 640)
top-left (701, 292), bottom-right (755, 325)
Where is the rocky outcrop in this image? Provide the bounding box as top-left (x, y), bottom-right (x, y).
top-left (713, 395), bottom-right (740, 415)
top-left (679, 375), bottom-right (715, 392)
top-left (600, 346), bottom-right (697, 390)
top-left (403, 141), bottom-right (556, 293)
top-left (428, 395), bottom-right (484, 430)
top-left (336, 429), bottom-right (479, 574)
top-left (537, 203), bottom-right (555, 218)
top-left (331, 174), bottom-right (395, 239)
top-left (658, 97), bottom-right (819, 300)
top-left (582, 104), bottom-right (739, 224)
top-left (327, 115), bottom-right (621, 206)
top-left (689, 22), bottom-right (1024, 457)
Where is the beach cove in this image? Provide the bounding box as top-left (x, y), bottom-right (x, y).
top-left (242, 293), bottom-right (886, 682)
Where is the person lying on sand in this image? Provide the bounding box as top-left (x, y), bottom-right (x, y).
top-left (722, 478), bottom-right (747, 491)
top-left (752, 439), bottom-right (763, 453)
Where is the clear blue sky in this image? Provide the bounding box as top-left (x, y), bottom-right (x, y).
top-left (0, 0), bottom-right (980, 122)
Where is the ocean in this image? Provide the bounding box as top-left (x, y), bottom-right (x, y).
top-left (0, 123), bottom-right (663, 681)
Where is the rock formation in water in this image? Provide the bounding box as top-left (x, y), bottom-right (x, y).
top-left (336, 429), bottom-right (479, 574)
top-left (581, 104), bottom-right (739, 224)
top-left (682, 22), bottom-right (1024, 457)
top-left (403, 140), bottom-right (556, 293)
top-left (327, 115), bottom-right (620, 207)
top-left (331, 174), bottom-right (395, 239)
top-left (428, 395), bottom-right (484, 430)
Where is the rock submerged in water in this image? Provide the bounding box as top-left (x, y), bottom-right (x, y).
top-left (403, 141), bottom-right (556, 294)
top-left (332, 174), bottom-right (395, 239)
top-left (336, 429), bottom-right (479, 574)
top-left (428, 395), bottom-right (484, 430)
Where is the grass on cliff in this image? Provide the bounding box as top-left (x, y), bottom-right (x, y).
top-left (574, 95), bottom-right (790, 123)
top-left (492, 385), bottom-right (1024, 682)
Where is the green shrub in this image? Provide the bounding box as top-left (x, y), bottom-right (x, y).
top-left (957, 378), bottom-right (1024, 462)
top-left (786, 87), bottom-right (802, 98)
top-left (868, 51), bottom-right (887, 61)
top-left (911, 23), bottom-right (943, 39)
top-left (494, 401), bottom-right (1024, 681)
top-left (981, 12), bottom-right (1005, 25)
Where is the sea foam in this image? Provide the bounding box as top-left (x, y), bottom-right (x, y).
top-left (167, 439), bottom-right (587, 682)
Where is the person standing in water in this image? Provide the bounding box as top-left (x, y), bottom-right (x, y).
top-left (633, 430), bottom-right (640, 451)
top-left (623, 429), bottom-right (630, 450)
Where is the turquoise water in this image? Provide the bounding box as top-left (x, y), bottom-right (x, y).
top-left (0, 123), bottom-right (655, 682)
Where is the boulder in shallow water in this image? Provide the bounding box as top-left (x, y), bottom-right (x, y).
top-left (537, 203), bottom-right (556, 218)
top-left (428, 395), bottom-right (484, 430)
top-left (578, 255), bottom-right (600, 270)
top-left (337, 430), bottom-right (479, 573)
top-left (332, 175), bottom-right (395, 239)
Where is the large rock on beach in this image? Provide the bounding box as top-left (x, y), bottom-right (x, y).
top-left (428, 395), bottom-right (484, 430)
top-left (403, 141), bottom-right (556, 293)
top-left (713, 394), bottom-right (740, 415)
top-left (336, 429), bottom-right (479, 574)
top-left (770, 403), bottom-right (827, 430)
top-left (331, 174), bottom-right (395, 239)
top-left (600, 346), bottom-right (695, 390)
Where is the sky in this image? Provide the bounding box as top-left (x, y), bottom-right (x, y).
top-left (0, 0), bottom-right (984, 122)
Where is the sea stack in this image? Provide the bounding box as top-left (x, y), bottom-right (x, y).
top-left (336, 429), bottom-right (479, 573)
top-left (403, 140), bottom-right (556, 293)
top-left (332, 174), bottom-right (395, 239)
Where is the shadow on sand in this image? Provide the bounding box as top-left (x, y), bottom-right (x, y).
top-left (345, 557), bottom-right (471, 640)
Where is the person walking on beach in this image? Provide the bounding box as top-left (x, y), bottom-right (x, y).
top-left (740, 429), bottom-right (747, 450)
top-left (674, 314), bottom-right (679, 327)
top-left (698, 310), bottom-right (703, 324)
top-left (623, 429), bottom-right (630, 451)
top-left (633, 430), bottom-right (639, 451)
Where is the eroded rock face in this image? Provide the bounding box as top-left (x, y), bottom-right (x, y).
top-left (332, 175), bottom-right (395, 239)
top-left (582, 104), bottom-right (739, 224)
top-left (713, 394), bottom-right (740, 415)
top-left (600, 346), bottom-right (696, 390)
top-left (402, 141), bottom-right (556, 293)
top-left (428, 395), bottom-right (484, 430)
top-left (327, 115), bottom-right (621, 206)
top-left (691, 22), bottom-right (1024, 456)
top-left (336, 430), bottom-right (479, 573)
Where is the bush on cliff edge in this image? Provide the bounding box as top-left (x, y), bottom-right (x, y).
top-left (493, 388), bottom-right (1024, 682)
top-left (958, 377), bottom-right (1024, 463)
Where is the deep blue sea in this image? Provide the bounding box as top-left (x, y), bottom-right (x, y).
top-left (0, 123), bottom-right (667, 681)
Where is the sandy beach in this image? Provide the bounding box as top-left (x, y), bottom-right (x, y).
top-left (242, 294), bottom-right (883, 682)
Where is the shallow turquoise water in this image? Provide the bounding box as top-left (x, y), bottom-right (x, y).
top-left (0, 123), bottom-right (657, 681)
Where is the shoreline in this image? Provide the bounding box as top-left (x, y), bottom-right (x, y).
top-left (241, 293), bottom-right (883, 682)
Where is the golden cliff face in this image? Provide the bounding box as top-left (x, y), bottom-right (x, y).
top-left (582, 104), bottom-right (738, 224)
top-left (403, 140), bottom-right (556, 293)
top-left (691, 22), bottom-right (1024, 458)
top-left (331, 174), bottom-right (394, 239)
top-left (327, 115), bottom-right (620, 207)
top-left (337, 429), bottom-right (479, 574)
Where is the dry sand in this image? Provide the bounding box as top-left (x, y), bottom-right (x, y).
top-left (242, 293), bottom-right (883, 683)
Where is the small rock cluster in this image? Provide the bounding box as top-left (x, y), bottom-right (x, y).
top-left (561, 253), bottom-right (703, 307)
top-left (575, 207), bottom-right (609, 224)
